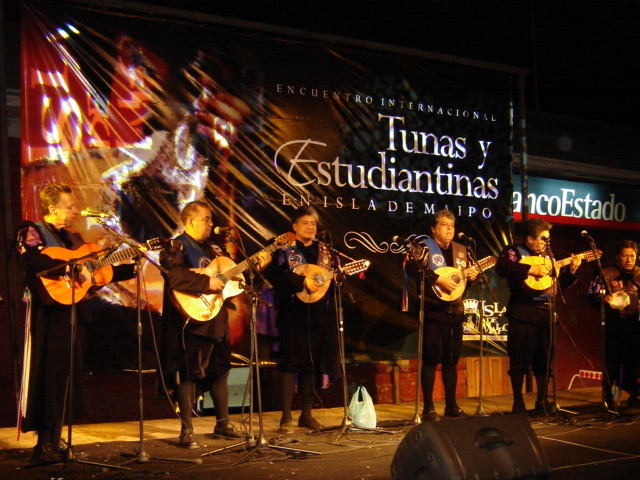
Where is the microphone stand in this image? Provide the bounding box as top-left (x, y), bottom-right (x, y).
top-left (89, 222), bottom-right (200, 467)
top-left (319, 233), bottom-right (396, 440)
top-left (464, 240), bottom-right (498, 417)
top-left (411, 241), bottom-right (428, 425)
top-left (381, 238), bottom-right (427, 427)
top-left (412, 266), bottom-right (426, 425)
top-left (201, 233), bottom-right (319, 463)
top-left (546, 242), bottom-right (576, 416)
top-left (584, 234), bottom-right (618, 414)
top-left (36, 250), bottom-right (129, 470)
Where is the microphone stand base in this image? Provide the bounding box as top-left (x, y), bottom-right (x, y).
top-left (474, 405), bottom-right (489, 417)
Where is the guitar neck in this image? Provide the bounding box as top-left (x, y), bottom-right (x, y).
top-left (94, 246), bottom-right (141, 269)
top-left (224, 242), bottom-right (280, 278)
top-left (554, 252), bottom-right (589, 269)
top-left (464, 257), bottom-right (496, 275)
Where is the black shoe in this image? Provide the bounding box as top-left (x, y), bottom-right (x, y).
top-left (57, 438), bottom-right (68, 454)
top-left (30, 443), bottom-right (60, 464)
top-left (421, 409), bottom-right (440, 422)
top-left (278, 416), bottom-right (294, 434)
top-left (178, 429), bottom-right (198, 448)
top-left (213, 422), bottom-right (242, 439)
top-left (444, 406), bottom-right (467, 418)
top-left (533, 400), bottom-right (556, 414)
top-left (298, 415), bottom-right (324, 430)
top-left (511, 400), bottom-right (527, 414)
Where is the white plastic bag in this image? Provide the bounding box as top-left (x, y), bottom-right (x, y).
top-left (348, 386), bottom-right (377, 428)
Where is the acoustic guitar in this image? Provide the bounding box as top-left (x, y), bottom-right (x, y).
top-left (39, 238), bottom-right (165, 304)
top-left (294, 259), bottom-right (371, 303)
top-left (431, 256), bottom-right (497, 302)
top-left (521, 249), bottom-right (602, 291)
top-left (172, 232), bottom-right (295, 322)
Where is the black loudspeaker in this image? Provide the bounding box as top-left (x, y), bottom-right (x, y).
top-left (391, 415), bottom-right (551, 480)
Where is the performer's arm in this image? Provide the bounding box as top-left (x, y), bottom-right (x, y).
top-left (586, 274), bottom-right (606, 309)
top-left (160, 242), bottom-right (217, 294)
top-left (496, 246), bottom-right (530, 280)
top-left (112, 263), bottom-right (137, 282)
top-left (15, 223), bottom-right (68, 277)
top-left (263, 250), bottom-right (305, 295)
top-left (558, 257), bottom-right (580, 290)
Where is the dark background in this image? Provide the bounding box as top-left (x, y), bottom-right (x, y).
top-left (5, 0), bottom-right (637, 129)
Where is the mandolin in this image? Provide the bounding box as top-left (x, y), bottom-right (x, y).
top-left (294, 259), bottom-right (370, 303)
top-left (431, 256), bottom-right (497, 302)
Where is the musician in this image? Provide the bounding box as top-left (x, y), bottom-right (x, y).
top-left (407, 209), bottom-right (477, 421)
top-left (587, 240), bottom-right (640, 409)
top-left (15, 184), bottom-right (136, 464)
top-left (263, 207), bottom-right (340, 432)
top-left (496, 218), bottom-right (581, 414)
top-left (158, 201), bottom-right (270, 447)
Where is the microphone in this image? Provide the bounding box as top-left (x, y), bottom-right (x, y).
top-left (213, 226), bottom-right (235, 235)
top-left (392, 235), bottom-right (416, 246)
top-left (313, 230), bottom-right (328, 241)
top-left (457, 232), bottom-right (475, 243)
top-left (81, 209), bottom-right (113, 218)
top-left (580, 230), bottom-right (591, 238)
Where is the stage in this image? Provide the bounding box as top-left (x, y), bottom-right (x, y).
top-left (1, 387), bottom-right (640, 480)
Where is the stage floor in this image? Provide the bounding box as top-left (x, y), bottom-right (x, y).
top-left (2, 387), bottom-right (640, 480)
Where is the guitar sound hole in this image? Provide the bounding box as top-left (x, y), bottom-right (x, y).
top-left (451, 274), bottom-right (462, 284)
top-left (312, 275), bottom-right (324, 286)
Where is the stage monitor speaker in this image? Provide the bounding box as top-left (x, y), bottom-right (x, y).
top-left (391, 415), bottom-right (551, 480)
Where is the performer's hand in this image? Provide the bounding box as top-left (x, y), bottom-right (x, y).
top-left (528, 264), bottom-right (550, 278)
top-left (254, 251), bottom-right (271, 270)
top-left (208, 276), bottom-right (225, 293)
top-left (569, 254), bottom-right (582, 274)
top-left (467, 269), bottom-right (479, 282)
top-left (435, 275), bottom-right (458, 294)
top-left (303, 276), bottom-right (320, 294)
top-left (67, 264), bottom-right (92, 283)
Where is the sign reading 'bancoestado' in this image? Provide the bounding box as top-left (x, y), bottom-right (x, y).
top-left (513, 175), bottom-right (640, 230)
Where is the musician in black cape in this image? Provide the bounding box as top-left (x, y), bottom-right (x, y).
top-left (158, 200), bottom-right (270, 447)
top-left (587, 240), bottom-right (640, 409)
top-left (263, 206), bottom-right (340, 433)
top-left (15, 184), bottom-right (136, 464)
top-left (407, 209), bottom-right (477, 422)
top-left (496, 218), bottom-right (581, 414)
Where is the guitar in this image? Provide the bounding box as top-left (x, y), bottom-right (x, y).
top-left (172, 232), bottom-right (295, 322)
top-left (431, 256), bottom-right (497, 302)
top-left (294, 259), bottom-right (371, 303)
top-left (521, 249), bottom-right (602, 291)
top-left (39, 238), bottom-right (166, 304)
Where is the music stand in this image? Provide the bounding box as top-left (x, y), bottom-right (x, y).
top-left (200, 235), bottom-right (319, 464)
top-left (35, 250), bottom-right (128, 470)
top-left (89, 221), bottom-right (201, 467)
